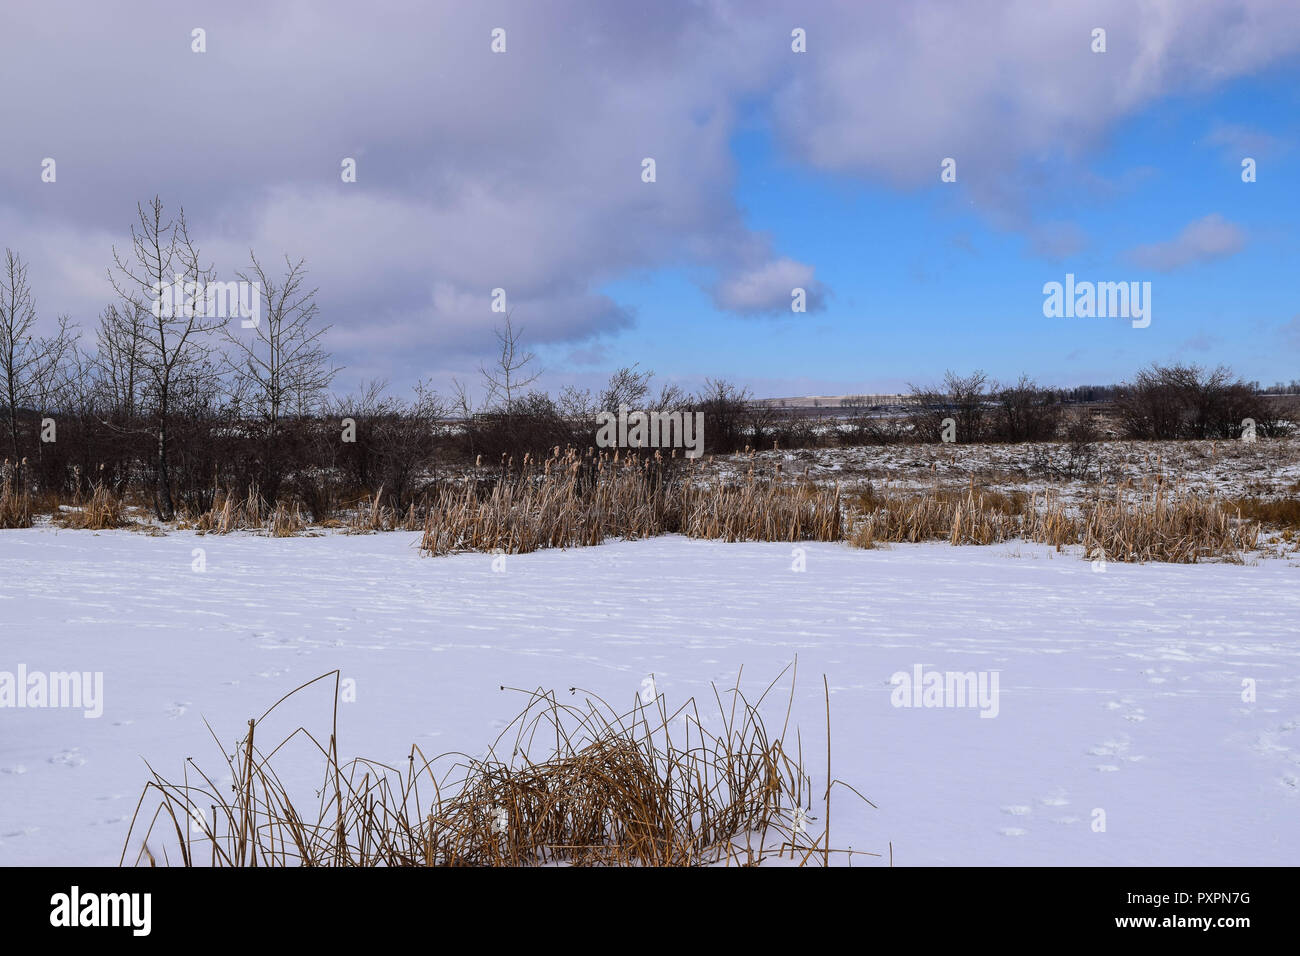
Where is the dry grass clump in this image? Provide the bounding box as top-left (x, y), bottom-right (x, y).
top-left (194, 485), bottom-right (267, 534)
top-left (190, 485), bottom-right (308, 537)
top-left (0, 460), bottom-right (32, 529)
top-left (849, 484), bottom-right (1059, 548)
top-left (846, 481), bottom-right (1255, 563)
top-left (341, 491), bottom-right (425, 533)
top-left (422, 452), bottom-right (666, 555)
top-left (418, 451), bottom-right (1254, 564)
top-left (269, 501), bottom-right (307, 537)
top-left (420, 448), bottom-right (842, 556)
top-left (1227, 495), bottom-right (1300, 531)
top-left (57, 482), bottom-right (129, 530)
top-left (680, 476), bottom-right (841, 542)
top-left (347, 486), bottom-right (395, 533)
top-left (1082, 487), bottom-right (1257, 564)
top-left (123, 667), bottom-right (870, 867)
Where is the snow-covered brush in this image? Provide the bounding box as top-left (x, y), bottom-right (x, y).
top-left (121, 665), bottom-right (877, 867)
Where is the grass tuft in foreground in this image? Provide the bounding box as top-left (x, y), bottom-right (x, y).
top-left (123, 666), bottom-right (873, 867)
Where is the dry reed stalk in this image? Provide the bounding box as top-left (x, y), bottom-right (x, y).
top-left (847, 483), bottom-right (1253, 562)
top-left (420, 449), bottom-right (842, 556)
top-left (348, 486), bottom-right (392, 533)
top-left (195, 484), bottom-right (266, 534)
top-left (1081, 486), bottom-right (1256, 564)
top-left (269, 501), bottom-right (306, 537)
top-left (122, 666), bottom-right (875, 867)
top-left (57, 482), bottom-right (128, 530)
top-left (0, 460), bottom-right (32, 529)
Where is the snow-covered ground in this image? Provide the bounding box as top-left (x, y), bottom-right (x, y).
top-left (1, 528), bottom-right (1297, 866)
top-left (734, 437), bottom-right (1300, 504)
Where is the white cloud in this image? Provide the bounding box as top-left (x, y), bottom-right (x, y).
top-left (1127, 214), bottom-right (1246, 270)
top-left (711, 257), bottom-right (826, 314)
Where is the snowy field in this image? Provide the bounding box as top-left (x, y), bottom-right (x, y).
top-left (1, 528), bottom-right (1298, 866)
top-left (741, 437), bottom-right (1300, 504)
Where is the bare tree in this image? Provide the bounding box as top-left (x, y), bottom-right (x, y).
top-left (107, 198), bottom-right (221, 519)
top-left (93, 303), bottom-right (148, 418)
top-left (222, 252), bottom-right (337, 426)
top-left (599, 364), bottom-right (653, 411)
top-left (479, 314), bottom-right (542, 410)
top-left (0, 249), bottom-right (76, 466)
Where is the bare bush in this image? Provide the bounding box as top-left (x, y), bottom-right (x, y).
top-left (907, 370), bottom-right (989, 444)
top-left (1115, 363), bottom-right (1276, 440)
top-left (991, 375), bottom-right (1062, 442)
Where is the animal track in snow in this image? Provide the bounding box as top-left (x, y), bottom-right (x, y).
top-left (49, 749), bottom-right (85, 768)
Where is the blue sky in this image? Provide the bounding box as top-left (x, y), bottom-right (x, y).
top-left (580, 63), bottom-right (1300, 396)
top-left (2, 1), bottom-right (1298, 400)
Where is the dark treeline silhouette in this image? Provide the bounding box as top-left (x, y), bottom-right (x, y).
top-left (1, 198), bottom-right (1295, 523)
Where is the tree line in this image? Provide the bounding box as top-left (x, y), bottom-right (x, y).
top-left (1, 197), bottom-right (1294, 522)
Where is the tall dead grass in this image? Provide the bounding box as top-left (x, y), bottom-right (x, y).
top-left (847, 481), bottom-right (1255, 563)
top-left (680, 476), bottom-right (841, 542)
top-left (190, 485), bottom-right (307, 537)
top-left (0, 460), bottom-right (32, 529)
top-left (1227, 495), bottom-right (1300, 531)
top-left (269, 501), bottom-right (307, 537)
top-left (9, 444), bottom-right (1264, 564)
top-left (123, 667), bottom-right (871, 867)
top-left (1081, 486), bottom-right (1257, 564)
top-left (56, 482), bottom-right (129, 530)
top-left (419, 449), bottom-right (842, 556)
top-left (193, 485), bottom-right (266, 534)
